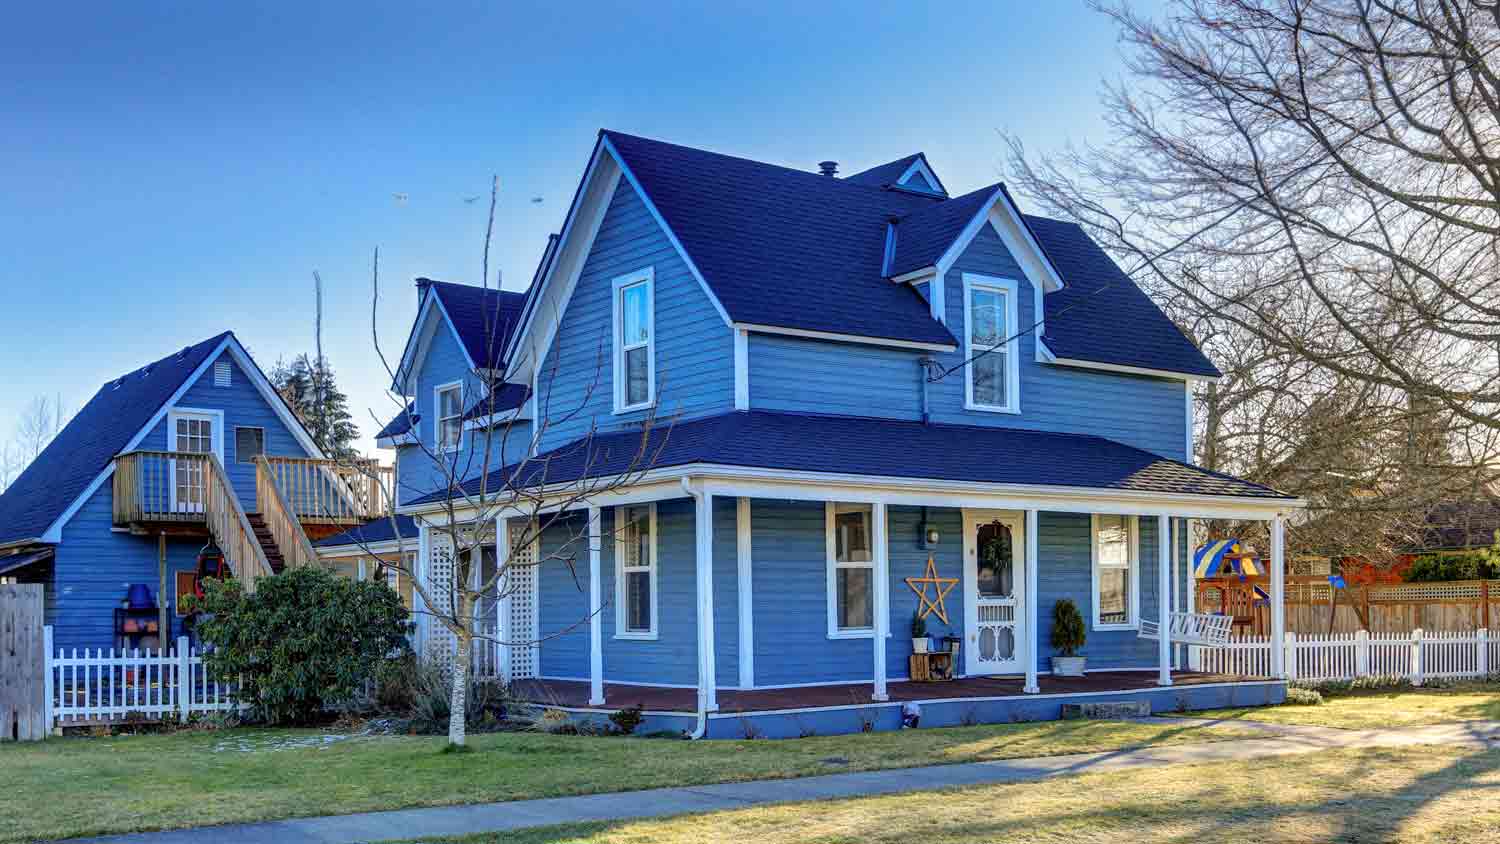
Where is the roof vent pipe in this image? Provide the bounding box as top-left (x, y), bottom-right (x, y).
top-left (818, 161), bottom-right (838, 177)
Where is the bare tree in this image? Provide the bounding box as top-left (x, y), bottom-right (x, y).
top-left (1005, 0), bottom-right (1500, 560)
top-left (6, 394), bottom-right (69, 483)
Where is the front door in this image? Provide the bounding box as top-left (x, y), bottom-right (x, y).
top-left (963, 510), bottom-right (1025, 675)
top-left (169, 410), bottom-right (218, 513)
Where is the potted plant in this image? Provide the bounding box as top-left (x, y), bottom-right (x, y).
top-left (1051, 599), bottom-right (1087, 676)
top-left (911, 611), bottom-right (930, 654)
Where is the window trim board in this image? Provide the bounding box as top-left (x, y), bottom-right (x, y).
top-left (961, 273), bottom-right (1022, 415)
top-left (613, 502), bottom-right (659, 640)
top-left (1090, 513), bottom-right (1141, 631)
top-left (433, 380), bottom-right (464, 453)
top-left (611, 267), bottom-right (657, 415)
top-left (825, 502), bottom-right (877, 640)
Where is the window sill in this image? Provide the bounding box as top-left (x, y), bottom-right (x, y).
top-left (964, 401), bottom-right (1021, 415)
top-left (614, 631), bottom-right (658, 641)
top-left (825, 630), bottom-right (894, 640)
top-left (612, 400), bottom-right (657, 416)
top-left (1092, 622), bottom-right (1139, 632)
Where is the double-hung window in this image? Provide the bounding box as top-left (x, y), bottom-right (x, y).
top-left (826, 503), bottom-right (875, 637)
top-left (435, 383), bottom-right (463, 452)
top-left (1091, 514), bottom-right (1139, 629)
top-left (963, 274), bottom-right (1020, 413)
top-left (612, 268), bottom-right (655, 413)
top-left (615, 503), bottom-right (657, 638)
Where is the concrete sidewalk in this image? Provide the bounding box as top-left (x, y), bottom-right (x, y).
top-left (70, 720), bottom-right (1500, 844)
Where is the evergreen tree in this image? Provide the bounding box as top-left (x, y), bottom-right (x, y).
top-left (270, 354), bottom-right (360, 458)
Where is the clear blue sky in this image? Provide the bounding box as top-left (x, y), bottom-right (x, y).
top-left (0, 0), bottom-right (1163, 455)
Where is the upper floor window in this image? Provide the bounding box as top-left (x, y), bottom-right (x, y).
top-left (435, 382), bottom-right (463, 451)
top-left (963, 274), bottom-right (1021, 414)
top-left (1091, 514), bottom-right (1139, 630)
top-left (826, 502), bottom-right (874, 638)
top-left (612, 268), bottom-right (655, 413)
top-left (615, 503), bottom-right (657, 638)
top-left (234, 426), bottom-right (264, 464)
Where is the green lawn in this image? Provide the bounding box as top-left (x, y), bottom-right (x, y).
top-left (0, 718), bottom-right (1259, 843)
top-left (1194, 682), bottom-right (1500, 729)
top-left (419, 745), bottom-right (1500, 844)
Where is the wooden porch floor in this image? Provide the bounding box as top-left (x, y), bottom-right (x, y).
top-left (510, 671), bottom-right (1267, 714)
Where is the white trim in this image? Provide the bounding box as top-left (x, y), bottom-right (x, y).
top-left (1090, 514), bottom-right (1141, 631)
top-left (1156, 514), bottom-right (1172, 686)
top-left (1024, 509), bottom-right (1040, 694)
top-left (686, 480), bottom-right (718, 712)
top-left (462, 407), bottom-right (524, 432)
top-left (962, 509), bottom-right (1027, 676)
top-left (826, 502), bottom-right (877, 639)
top-left (433, 380), bottom-right (464, 453)
top-left (989, 189), bottom-right (1066, 293)
top-left (736, 497), bottom-right (754, 689)
top-left (611, 267), bottom-right (656, 414)
top-left (166, 407), bottom-right (225, 461)
top-left (393, 290), bottom-right (480, 396)
top-left (733, 328), bottom-right (749, 410)
top-left (588, 505), bottom-right (604, 705)
top-left (1045, 354), bottom-right (1221, 384)
top-left (735, 323), bottom-right (955, 353)
top-left (897, 157), bottom-right (946, 195)
top-left (871, 500), bottom-right (889, 701)
top-left (317, 538), bottom-right (407, 558)
top-left (1184, 383), bottom-right (1195, 462)
top-left (890, 267), bottom-right (938, 284)
top-left (961, 274), bottom-right (1022, 414)
top-left (613, 502), bottom-right (659, 640)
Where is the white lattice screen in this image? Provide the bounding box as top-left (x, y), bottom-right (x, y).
top-left (506, 521), bottom-right (539, 681)
top-left (426, 531), bottom-right (457, 674)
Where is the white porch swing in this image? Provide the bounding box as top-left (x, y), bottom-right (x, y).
top-left (1137, 538), bottom-right (1252, 647)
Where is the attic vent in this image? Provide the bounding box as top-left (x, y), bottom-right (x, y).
top-left (214, 361), bottom-right (231, 387)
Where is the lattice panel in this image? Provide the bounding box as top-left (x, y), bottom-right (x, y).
top-left (426, 532), bottom-right (457, 675)
top-left (506, 522), bottom-right (539, 681)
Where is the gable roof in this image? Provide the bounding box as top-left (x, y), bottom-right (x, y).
top-left (0, 332), bottom-right (231, 546)
top-left (887, 183), bottom-right (1002, 277)
top-left (843, 153), bottom-right (948, 195)
top-left (425, 280), bottom-right (529, 371)
top-left (414, 410), bottom-right (1293, 506)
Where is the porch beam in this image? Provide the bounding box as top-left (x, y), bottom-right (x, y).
top-left (1270, 516), bottom-right (1286, 679)
top-left (1157, 514), bottom-right (1172, 686)
top-left (587, 506), bottom-right (604, 706)
top-left (692, 487), bottom-right (718, 712)
top-left (1024, 509), bottom-right (1040, 694)
top-left (872, 501), bottom-right (890, 702)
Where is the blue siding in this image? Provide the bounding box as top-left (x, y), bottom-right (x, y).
top-left (47, 485), bottom-right (201, 653)
top-left (535, 180), bottom-right (734, 452)
top-left (745, 225), bottom-right (1189, 460)
top-left (141, 350), bottom-right (315, 510)
top-left (1036, 512), bottom-right (1162, 671)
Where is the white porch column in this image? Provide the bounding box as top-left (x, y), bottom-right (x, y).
top-left (736, 498), bottom-right (754, 690)
top-left (1270, 515), bottom-right (1287, 679)
top-left (1024, 509), bottom-right (1040, 694)
top-left (694, 490), bottom-right (718, 712)
top-left (415, 521), bottom-right (431, 657)
top-left (1157, 514), bottom-right (1172, 686)
top-left (1172, 518), bottom-right (1183, 669)
top-left (871, 501), bottom-right (890, 702)
top-left (495, 515), bottom-right (512, 683)
top-left (587, 506), bottom-right (604, 706)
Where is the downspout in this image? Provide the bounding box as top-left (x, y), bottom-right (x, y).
top-left (918, 357), bottom-right (936, 424)
top-left (680, 475), bottom-right (710, 740)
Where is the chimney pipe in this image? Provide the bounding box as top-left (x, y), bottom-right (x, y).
top-left (818, 160), bottom-right (839, 177)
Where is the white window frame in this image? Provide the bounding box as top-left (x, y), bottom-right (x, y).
top-left (166, 407), bottom-right (225, 460)
top-left (962, 273), bottom-right (1022, 414)
top-left (434, 381), bottom-right (464, 453)
top-left (1090, 513), bottom-right (1141, 631)
top-left (825, 502), bottom-right (876, 639)
top-left (611, 267), bottom-right (656, 414)
top-left (613, 502), bottom-right (658, 640)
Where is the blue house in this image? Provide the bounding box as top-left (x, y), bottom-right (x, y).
top-left (373, 131), bottom-right (1302, 738)
top-left (0, 332), bottom-right (391, 655)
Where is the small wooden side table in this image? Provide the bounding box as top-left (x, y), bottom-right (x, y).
top-left (909, 648), bottom-right (958, 682)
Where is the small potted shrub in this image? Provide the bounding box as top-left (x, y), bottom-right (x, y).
top-left (1050, 599), bottom-right (1087, 676)
top-left (911, 611), bottom-right (930, 654)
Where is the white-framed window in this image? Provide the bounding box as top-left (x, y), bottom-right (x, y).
top-left (1091, 514), bottom-right (1140, 630)
top-left (962, 273), bottom-right (1021, 413)
top-left (612, 267), bottom-right (655, 413)
top-left (434, 382), bottom-right (463, 452)
top-left (614, 503), bottom-right (658, 639)
top-left (826, 502), bottom-right (875, 638)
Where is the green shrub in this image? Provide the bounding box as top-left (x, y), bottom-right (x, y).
top-left (188, 566), bottom-right (411, 725)
top-left (371, 655), bottom-right (507, 734)
top-left (609, 704), bottom-right (645, 735)
top-left (910, 611), bottom-right (928, 639)
top-left (1050, 599), bottom-right (1086, 657)
top-left (1403, 549), bottom-right (1500, 582)
top-left (1285, 686), bottom-right (1325, 706)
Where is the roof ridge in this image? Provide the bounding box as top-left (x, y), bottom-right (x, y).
top-left (104, 330), bottom-right (233, 388)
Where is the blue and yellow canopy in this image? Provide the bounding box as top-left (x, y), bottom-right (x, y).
top-left (1193, 539), bottom-right (1261, 578)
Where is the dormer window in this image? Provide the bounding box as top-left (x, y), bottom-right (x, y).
top-left (612, 267), bottom-right (655, 413)
top-left (963, 274), bottom-right (1021, 414)
top-left (435, 382), bottom-right (463, 451)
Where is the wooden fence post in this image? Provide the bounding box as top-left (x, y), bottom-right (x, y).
top-left (42, 625), bottom-right (54, 736)
top-left (1478, 629), bottom-right (1489, 677)
top-left (1411, 628), bottom-right (1424, 687)
top-left (1355, 629), bottom-right (1370, 677)
top-left (1284, 630), bottom-right (1298, 682)
top-left (176, 636), bottom-right (191, 719)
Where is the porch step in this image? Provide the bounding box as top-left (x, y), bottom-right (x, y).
top-left (243, 514), bottom-right (286, 574)
top-left (1060, 701), bottom-right (1152, 720)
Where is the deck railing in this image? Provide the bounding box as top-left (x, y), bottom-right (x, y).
top-left (112, 451), bottom-right (274, 590)
top-left (254, 456), bottom-right (320, 569)
top-left (260, 456), bottom-right (394, 524)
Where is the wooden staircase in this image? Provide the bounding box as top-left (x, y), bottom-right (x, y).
top-left (245, 514), bottom-right (286, 574)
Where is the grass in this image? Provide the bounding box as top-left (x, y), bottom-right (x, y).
top-left (418, 744), bottom-right (1500, 844)
top-left (0, 717), bottom-right (1259, 843)
top-left (1194, 681), bottom-right (1500, 729)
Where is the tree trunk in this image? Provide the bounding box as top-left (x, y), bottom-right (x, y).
top-left (449, 621), bottom-right (472, 747)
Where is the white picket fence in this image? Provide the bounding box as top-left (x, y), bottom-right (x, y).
top-left (1190, 628), bottom-right (1500, 685)
top-left (44, 627), bottom-right (235, 727)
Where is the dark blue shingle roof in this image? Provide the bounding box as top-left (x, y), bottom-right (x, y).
top-left (887, 184), bottom-right (1001, 277)
top-left (422, 280), bottom-right (529, 370)
top-left (315, 514), bottom-right (418, 549)
top-left (843, 153), bottom-right (947, 194)
top-left (0, 332), bottom-right (233, 545)
top-left (375, 402), bottom-right (416, 440)
top-left (413, 410), bottom-right (1289, 506)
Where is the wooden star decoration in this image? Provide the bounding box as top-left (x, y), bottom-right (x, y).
top-left (905, 555), bottom-right (959, 625)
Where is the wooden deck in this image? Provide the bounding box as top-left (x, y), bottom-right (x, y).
top-left (511, 671), bottom-right (1264, 714)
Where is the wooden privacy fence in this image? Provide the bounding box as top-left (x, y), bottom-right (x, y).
top-left (44, 628), bottom-right (236, 727)
top-left (1191, 629), bottom-right (1500, 684)
top-left (1, 585), bottom-right (46, 741)
top-left (1198, 577), bottom-right (1500, 635)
